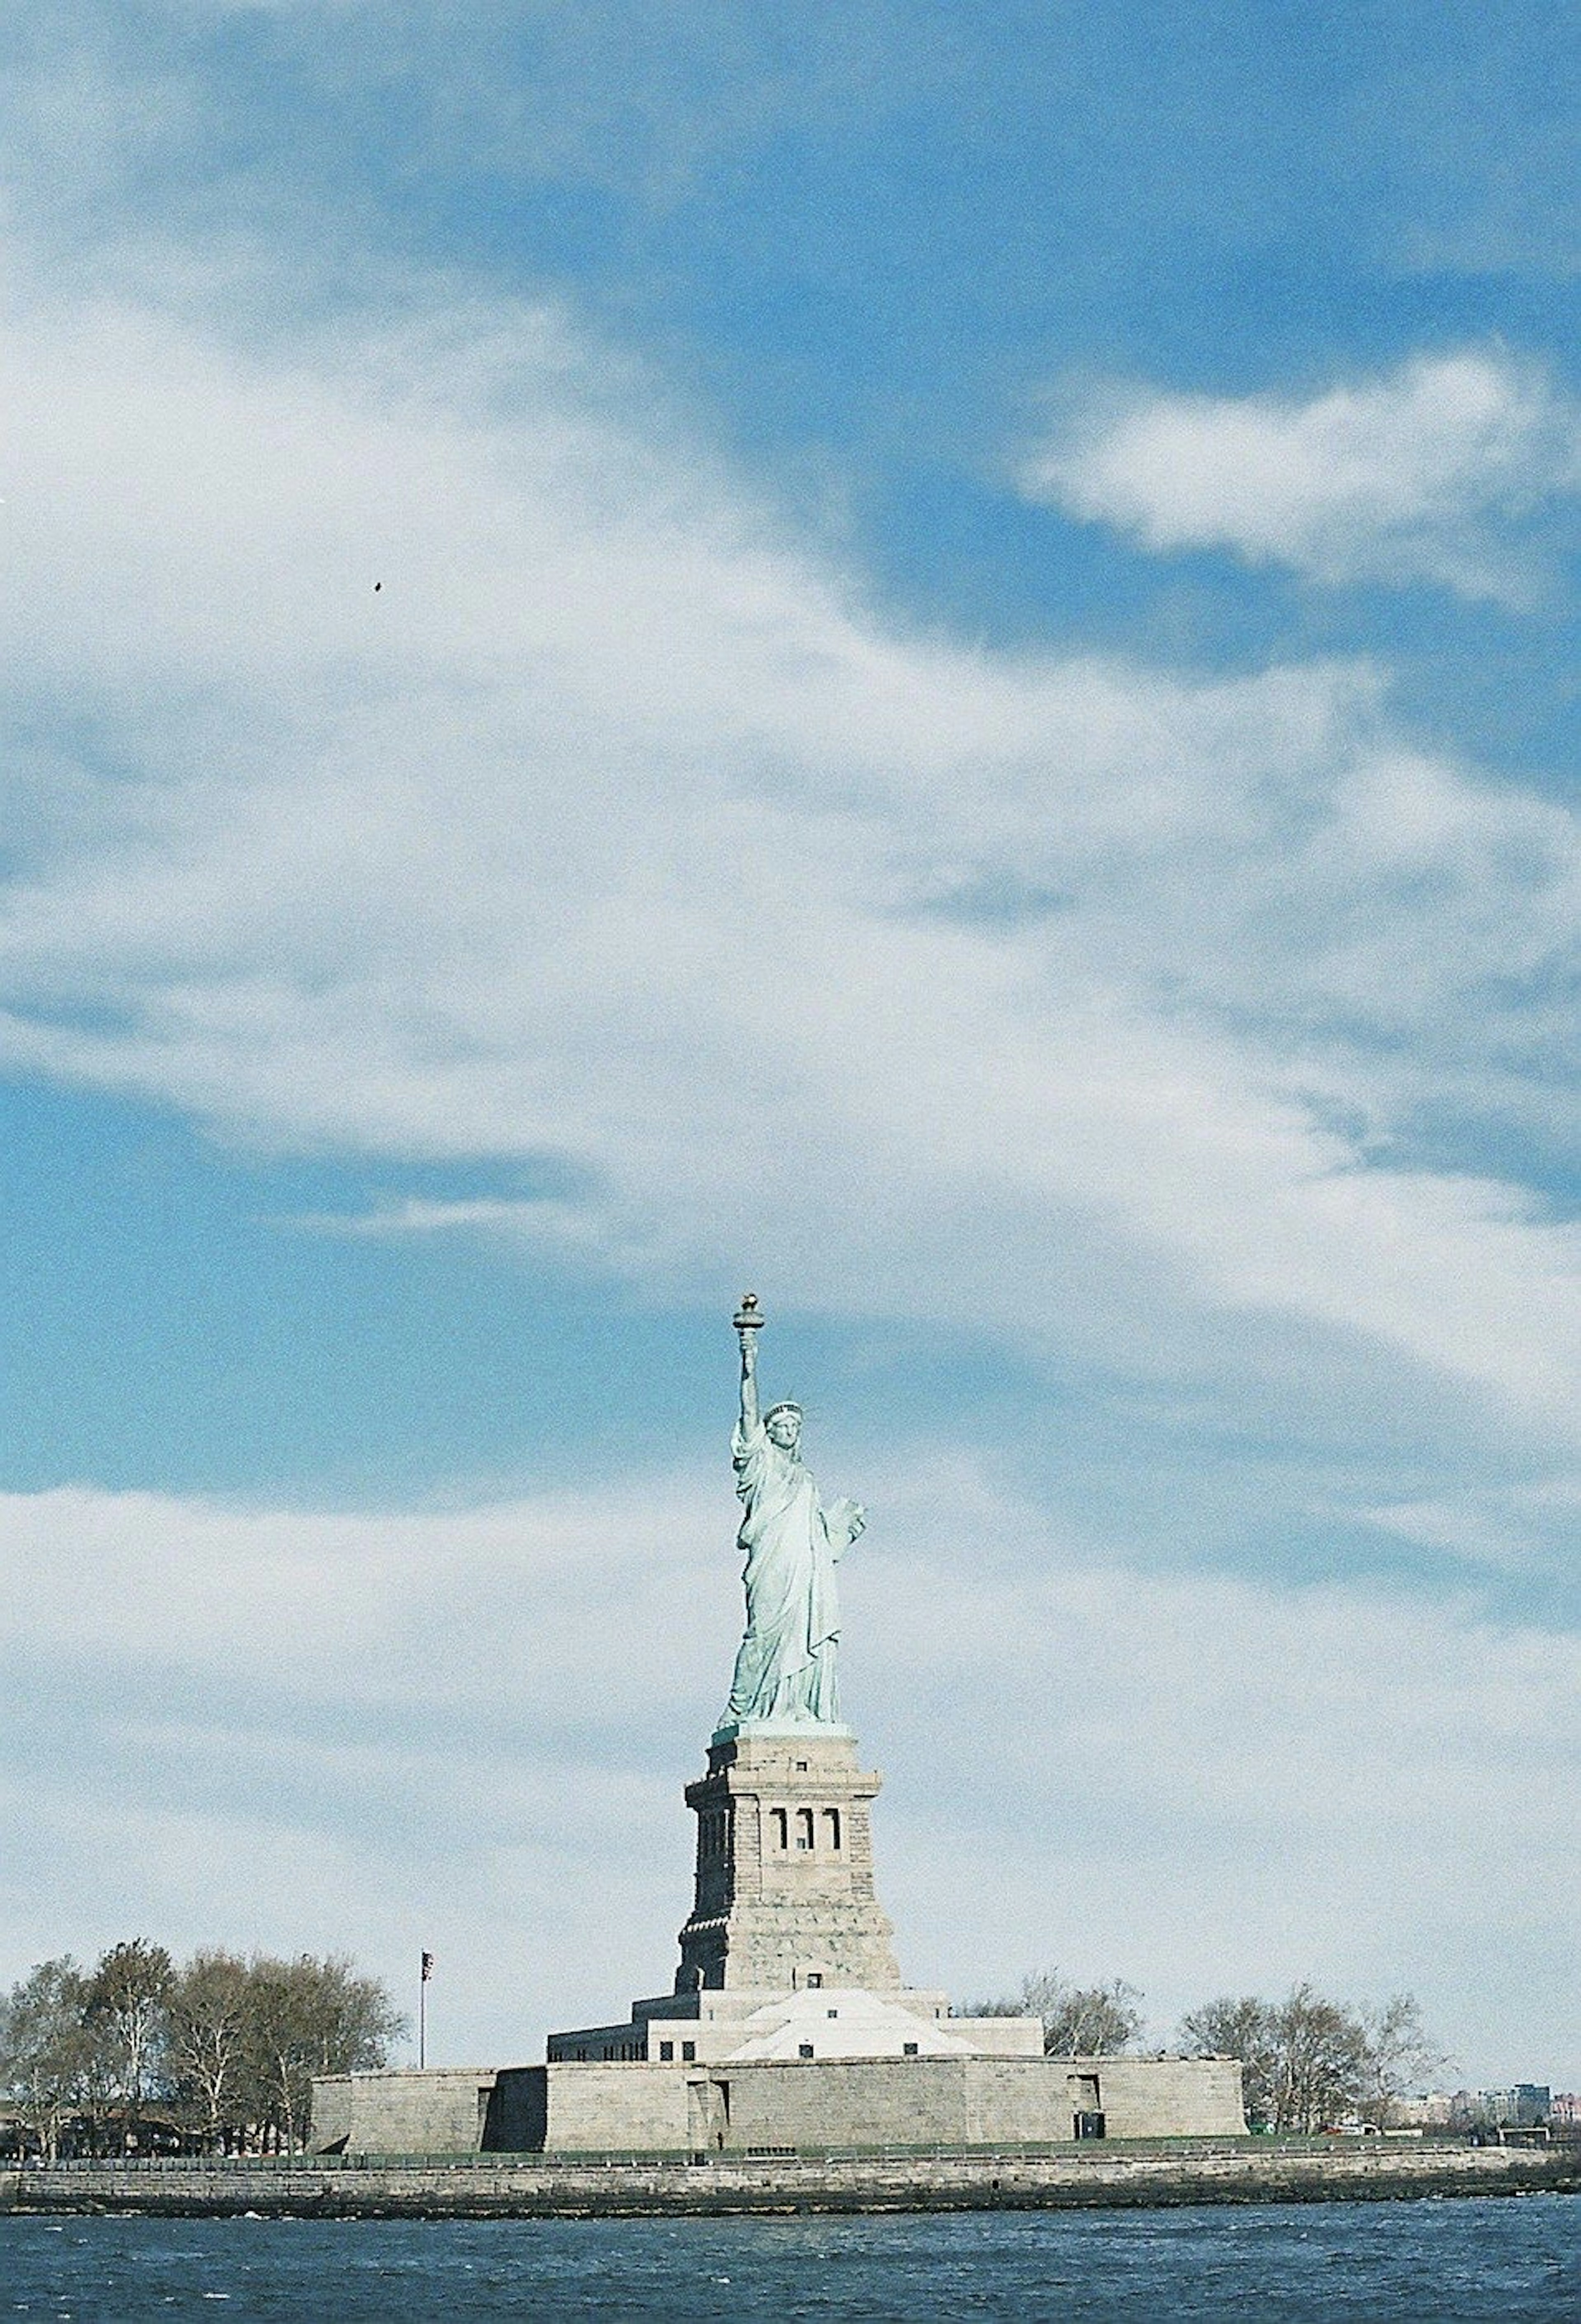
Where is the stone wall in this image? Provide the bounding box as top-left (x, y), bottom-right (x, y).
top-left (1090, 2056), bottom-right (1246, 2139)
top-left (8, 2139), bottom-right (1577, 2218)
top-left (675, 2056), bottom-right (1243, 2152)
top-left (718, 2058), bottom-right (966, 2150)
top-left (483, 2069), bottom-right (548, 2153)
top-left (316, 2051), bottom-right (1245, 2155)
top-left (534, 2065), bottom-right (692, 2154)
top-left (312, 2068), bottom-right (499, 2155)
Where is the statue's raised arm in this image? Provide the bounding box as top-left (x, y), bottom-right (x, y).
top-left (734, 1291), bottom-right (763, 1437)
top-left (721, 1293), bottom-right (863, 1735)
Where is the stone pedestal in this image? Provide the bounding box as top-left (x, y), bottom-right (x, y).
top-left (675, 1723), bottom-right (901, 1993)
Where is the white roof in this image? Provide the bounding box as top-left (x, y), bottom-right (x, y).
top-left (722, 1987), bottom-right (981, 2061)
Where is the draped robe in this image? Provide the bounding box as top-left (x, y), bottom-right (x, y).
top-left (723, 1417), bottom-right (863, 1725)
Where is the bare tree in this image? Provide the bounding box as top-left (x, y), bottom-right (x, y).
top-left (970, 1972), bottom-right (1145, 2056)
top-left (1179, 1995), bottom-right (1278, 2128)
top-left (166, 1951), bottom-right (253, 2149)
top-left (245, 1954), bottom-right (406, 2150)
top-left (1026, 1973), bottom-right (1145, 2056)
top-left (1180, 1984), bottom-right (1441, 2133)
top-left (0, 1958), bottom-right (98, 2160)
top-left (1268, 1984), bottom-right (1369, 2132)
top-left (84, 1939), bottom-right (174, 2144)
top-left (3, 1941), bottom-right (405, 2156)
top-left (1358, 1995), bottom-right (1447, 2127)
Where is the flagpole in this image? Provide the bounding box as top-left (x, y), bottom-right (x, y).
top-left (420, 1950), bottom-right (433, 2069)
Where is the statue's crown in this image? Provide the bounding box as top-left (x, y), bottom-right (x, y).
top-left (764, 1400), bottom-right (803, 1423)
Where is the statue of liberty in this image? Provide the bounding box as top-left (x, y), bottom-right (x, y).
top-left (722, 1295), bottom-right (866, 1729)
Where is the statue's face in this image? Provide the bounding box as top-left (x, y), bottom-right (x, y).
top-left (766, 1410), bottom-right (801, 1450)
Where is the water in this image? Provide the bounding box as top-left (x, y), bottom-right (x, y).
top-left (1, 2198), bottom-right (1576, 2322)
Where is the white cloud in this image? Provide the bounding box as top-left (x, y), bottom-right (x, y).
top-left (1024, 351), bottom-right (1581, 600)
top-left (1361, 1474), bottom-right (1581, 1575)
top-left (0, 1478), bottom-right (1573, 2083)
top-left (2, 265), bottom-right (1581, 1466)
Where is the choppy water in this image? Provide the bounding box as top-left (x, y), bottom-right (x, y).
top-left (2, 2198), bottom-right (1577, 2322)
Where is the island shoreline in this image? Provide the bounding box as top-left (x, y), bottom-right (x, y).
top-left (5, 2141), bottom-right (1576, 2219)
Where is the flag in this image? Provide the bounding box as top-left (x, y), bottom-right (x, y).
top-left (421, 1951), bottom-right (434, 1981)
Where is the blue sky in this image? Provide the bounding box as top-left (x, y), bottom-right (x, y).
top-left (2, 2), bottom-right (1577, 2089)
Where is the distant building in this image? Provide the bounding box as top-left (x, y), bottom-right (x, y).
top-left (1480, 2085), bottom-right (1551, 2128)
top-left (1392, 2091), bottom-right (1455, 2128)
top-left (1549, 2092), bottom-right (1580, 2127)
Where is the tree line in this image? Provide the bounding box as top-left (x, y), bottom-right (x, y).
top-left (972, 1973), bottom-right (1444, 2131)
top-left (0, 1939), bottom-right (405, 2158)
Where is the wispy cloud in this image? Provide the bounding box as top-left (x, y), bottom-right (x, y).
top-left (2, 269), bottom-right (1580, 1458)
top-left (1024, 351), bottom-right (1581, 601)
top-left (1362, 1477), bottom-right (1581, 1575)
top-left (284, 1197), bottom-right (571, 1238)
